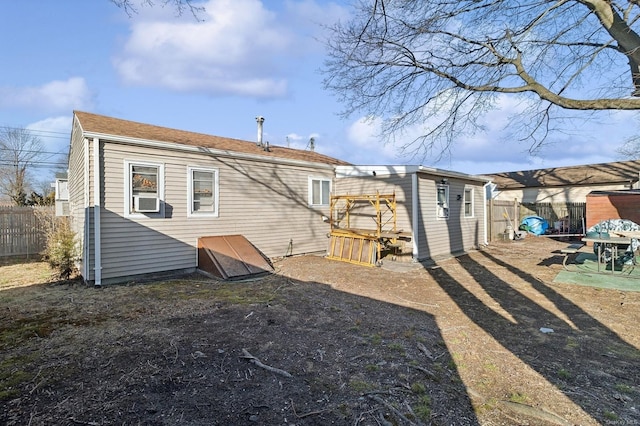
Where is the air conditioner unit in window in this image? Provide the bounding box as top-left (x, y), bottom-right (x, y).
top-left (134, 196), bottom-right (160, 213)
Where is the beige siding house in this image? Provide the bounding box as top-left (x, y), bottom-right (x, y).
top-left (488, 160), bottom-right (640, 203)
top-left (69, 111), bottom-right (490, 284)
top-left (69, 111), bottom-right (349, 285)
top-left (335, 166), bottom-right (490, 262)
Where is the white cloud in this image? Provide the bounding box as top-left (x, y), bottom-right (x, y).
top-left (113, 0), bottom-right (320, 97)
top-left (27, 116), bottom-right (72, 155)
top-left (0, 78), bottom-right (92, 113)
top-left (283, 0), bottom-right (350, 47)
top-left (113, 0), bottom-right (349, 97)
top-left (334, 93), bottom-right (638, 173)
top-left (28, 116), bottom-right (70, 133)
top-left (286, 132), bottom-right (304, 141)
top-left (342, 117), bottom-right (405, 164)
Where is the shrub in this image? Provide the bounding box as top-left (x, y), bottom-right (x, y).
top-left (40, 214), bottom-right (78, 280)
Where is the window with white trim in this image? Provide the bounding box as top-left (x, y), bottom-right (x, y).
top-left (125, 161), bottom-right (164, 216)
top-left (55, 179), bottom-right (69, 201)
top-left (464, 188), bottom-right (474, 217)
top-left (309, 177), bottom-right (331, 206)
top-left (188, 166), bottom-right (219, 217)
top-left (436, 184), bottom-right (449, 219)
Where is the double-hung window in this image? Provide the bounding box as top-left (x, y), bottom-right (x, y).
top-left (126, 161), bottom-right (164, 216)
top-left (464, 188), bottom-right (474, 217)
top-left (309, 177), bottom-right (331, 206)
top-left (436, 184), bottom-right (449, 219)
top-left (188, 167), bottom-right (218, 217)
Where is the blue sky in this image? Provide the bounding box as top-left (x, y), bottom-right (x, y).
top-left (1, 0), bottom-right (637, 183)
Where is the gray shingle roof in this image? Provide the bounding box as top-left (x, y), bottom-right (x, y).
top-left (487, 160), bottom-right (640, 189)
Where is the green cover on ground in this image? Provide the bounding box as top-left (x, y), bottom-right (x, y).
top-left (554, 253), bottom-right (640, 291)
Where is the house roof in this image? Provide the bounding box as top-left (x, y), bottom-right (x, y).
top-left (74, 111), bottom-right (351, 166)
top-left (487, 160), bottom-right (640, 189)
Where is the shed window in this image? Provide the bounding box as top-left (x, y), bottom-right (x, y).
top-left (437, 184), bottom-right (449, 219)
top-left (125, 160), bottom-right (164, 216)
top-left (464, 188), bottom-right (474, 217)
top-left (309, 178), bottom-right (331, 206)
top-left (188, 167), bottom-right (218, 217)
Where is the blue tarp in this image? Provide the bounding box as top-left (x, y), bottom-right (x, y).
top-left (520, 216), bottom-right (549, 236)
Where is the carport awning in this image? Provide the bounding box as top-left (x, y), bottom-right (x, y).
top-left (197, 235), bottom-right (273, 280)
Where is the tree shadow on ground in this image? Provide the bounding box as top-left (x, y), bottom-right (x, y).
top-left (0, 270), bottom-right (479, 425)
top-left (426, 250), bottom-right (640, 424)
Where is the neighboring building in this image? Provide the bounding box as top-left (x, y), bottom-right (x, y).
top-left (487, 160), bottom-right (640, 203)
top-left (68, 111), bottom-right (489, 285)
top-left (585, 190), bottom-right (640, 229)
top-left (54, 172), bottom-right (69, 216)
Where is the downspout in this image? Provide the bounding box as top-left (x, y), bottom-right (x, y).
top-left (483, 181), bottom-right (491, 246)
top-left (83, 139), bottom-right (90, 281)
top-left (93, 137), bottom-right (102, 286)
top-left (411, 172), bottom-right (419, 260)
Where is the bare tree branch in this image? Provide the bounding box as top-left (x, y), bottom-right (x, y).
top-left (0, 128), bottom-right (46, 205)
top-left (110, 0), bottom-right (205, 20)
top-left (322, 0), bottom-right (640, 160)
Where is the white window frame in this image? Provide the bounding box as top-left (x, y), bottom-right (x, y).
top-left (463, 187), bottom-right (474, 218)
top-left (436, 184), bottom-right (449, 219)
top-left (124, 160), bottom-right (164, 218)
top-left (55, 179), bottom-right (69, 201)
top-left (308, 177), bottom-right (331, 206)
top-left (187, 166), bottom-right (219, 218)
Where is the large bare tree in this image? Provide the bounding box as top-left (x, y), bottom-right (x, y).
top-left (0, 128), bottom-right (46, 205)
top-left (110, 0), bottom-right (204, 18)
top-left (323, 0), bottom-right (640, 160)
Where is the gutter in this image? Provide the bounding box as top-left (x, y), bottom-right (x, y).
top-left (83, 139), bottom-right (90, 281)
top-left (411, 172), bottom-right (419, 260)
top-left (483, 181), bottom-right (492, 246)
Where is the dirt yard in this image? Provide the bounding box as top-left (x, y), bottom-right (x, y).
top-left (1, 237), bottom-right (639, 425)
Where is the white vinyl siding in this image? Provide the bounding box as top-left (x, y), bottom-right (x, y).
top-left (93, 142), bottom-right (334, 283)
top-left (413, 174), bottom-right (485, 261)
top-left (309, 177), bottom-right (331, 206)
top-left (67, 120), bottom-right (89, 280)
top-left (188, 167), bottom-right (218, 217)
top-left (333, 173), bottom-right (414, 257)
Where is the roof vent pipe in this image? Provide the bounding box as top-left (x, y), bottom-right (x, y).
top-left (256, 116), bottom-right (265, 147)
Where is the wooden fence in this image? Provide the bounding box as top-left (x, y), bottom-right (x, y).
top-left (0, 206), bottom-right (53, 257)
top-left (520, 202), bottom-right (586, 235)
top-left (487, 199), bottom-right (519, 241)
top-left (487, 200), bottom-right (586, 241)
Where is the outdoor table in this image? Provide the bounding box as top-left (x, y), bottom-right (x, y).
top-left (581, 236), bottom-right (632, 273)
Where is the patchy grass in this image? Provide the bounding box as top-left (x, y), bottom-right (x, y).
top-left (0, 257), bottom-right (52, 289)
top-left (2, 237), bottom-right (640, 426)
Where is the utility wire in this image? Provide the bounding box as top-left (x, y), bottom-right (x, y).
top-left (0, 147), bottom-right (66, 155)
top-left (0, 161), bottom-right (67, 168)
top-left (0, 125), bottom-right (70, 136)
top-left (0, 126), bottom-right (71, 145)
